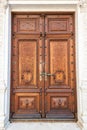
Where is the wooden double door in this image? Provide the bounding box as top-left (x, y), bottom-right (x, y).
top-left (11, 13), bottom-right (77, 119)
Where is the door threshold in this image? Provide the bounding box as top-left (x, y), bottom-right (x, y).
top-left (10, 118), bottom-right (77, 123)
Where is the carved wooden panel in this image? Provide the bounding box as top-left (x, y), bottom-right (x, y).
top-left (49, 39), bottom-right (69, 87)
top-left (45, 93), bottom-right (75, 118)
top-left (13, 14), bottom-right (41, 34)
top-left (15, 93), bottom-right (39, 114)
top-left (19, 19), bottom-right (36, 31)
top-left (19, 40), bottom-right (37, 87)
top-left (51, 97), bottom-right (68, 109)
top-left (45, 15), bottom-right (73, 34)
top-left (11, 37), bottom-right (40, 89)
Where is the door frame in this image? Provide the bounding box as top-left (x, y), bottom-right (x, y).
top-left (4, 2), bottom-right (80, 124)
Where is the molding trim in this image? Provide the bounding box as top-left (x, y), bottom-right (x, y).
top-left (0, 80), bottom-right (7, 93)
top-left (8, 0), bottom-right (79, 5)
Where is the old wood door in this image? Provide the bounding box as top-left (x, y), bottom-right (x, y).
top-left (11, 13), bottom-right (77, 119)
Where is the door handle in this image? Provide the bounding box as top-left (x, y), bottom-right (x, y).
top-left (46, 73), bottom-right (54, 76)
top-left (40, 72), bottom-right (54, 76)
top-left (40, 72), bottom-right (46, 76)
top-left (45, 73), bottom-right (54, 81)
top-left (40, 72), bottom-right (54, 81)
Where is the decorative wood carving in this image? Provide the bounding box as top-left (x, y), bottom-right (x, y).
top-left (54, 70), bottom-right (65, 83)
top-left (19, 97), bottom-right (35, 110)
top-left (15, 93), bottom-right (39, 114)
top-left (51, 97), bottom-right (68, 109)
top-left (21, 70), bottom-right (33, 84)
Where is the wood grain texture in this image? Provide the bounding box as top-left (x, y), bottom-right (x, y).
top-left (11, 13), bottom-right (76, 119)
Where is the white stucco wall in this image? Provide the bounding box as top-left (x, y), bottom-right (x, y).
top-left (0, 0), bottom-right (87, 130)
top-left (79, 5), bottom-right (87, 129)
top-left (0, 1), bottom-right (7, 129)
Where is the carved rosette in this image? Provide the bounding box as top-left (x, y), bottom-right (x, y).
top-left (54, 70), bottom-right (65, 83)
top-left (21, 70), bottom-right (33, 84)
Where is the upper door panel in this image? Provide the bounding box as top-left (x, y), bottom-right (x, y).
top-left (45, 15), bottom-right (73, 34)
top-left (12, 15), bottom-right (42, 34)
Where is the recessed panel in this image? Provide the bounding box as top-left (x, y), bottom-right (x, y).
top-left (15, 93), bottom-right (39, 114)
top-left (49, 20), bottom-right (67, 32)
top-left (46, 93), bottom-right (75, 117)
top-left (18, 18), bottom-right (39, 33)
top-left (49, 40), bottom-right (69, 87)
top-left (45, 15), bottom-right (73, 33)
top-left (19, 40), bottom-right (37, 87)
top-left (51, 96), bottom-right (68, 109)
top-left (19, 97), bottom-right (36, 110)
top-left (13, 15), bottom-right (41, 33)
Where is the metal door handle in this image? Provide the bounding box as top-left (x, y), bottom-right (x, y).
top-left (40, 72), bottom-right (54, 76)
top-left (46, 73), bottom-right (54, 76)
top-left (40, 72), bottom-right (46, 76)
top-left (40, 72), bottom-right (54, 81)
